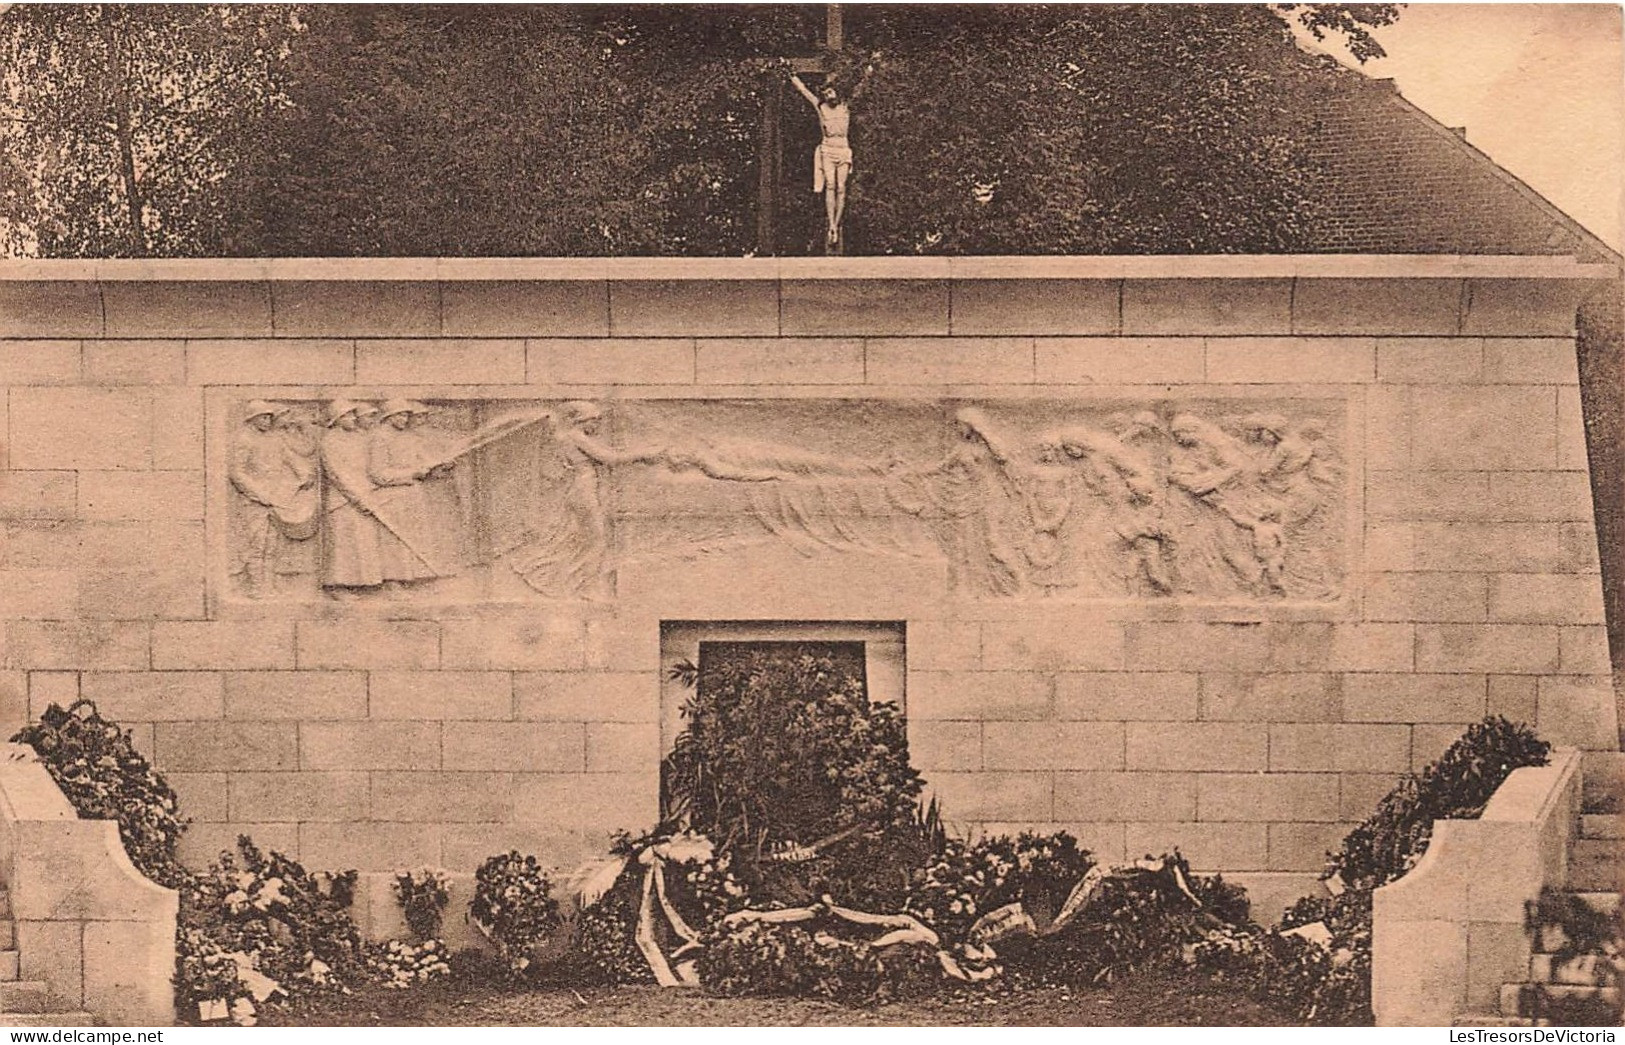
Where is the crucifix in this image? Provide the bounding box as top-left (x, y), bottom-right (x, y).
top-left (757, 4), bottom-right (871, 256)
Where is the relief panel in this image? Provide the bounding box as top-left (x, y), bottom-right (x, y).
top-left (216, 396), bottom-right (1348, 605)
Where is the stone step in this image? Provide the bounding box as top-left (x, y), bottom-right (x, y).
top-left (0, 1013), bottom-right (96, 1027)
top-left (1502, 982), bottom-right (1623, 1018)
top-left (0, 981), bottom-right (55, 1014)
top-left (1569, 840), bottom-right (1623, 891)
top-left (1582, 751), bottom-right (1625, 814)
top-left (1567, 891), bottom-right (1624, 917)
top-left (1573, 890), bottom-right (1625, 916)
top-left (1452, 1014), bottom-right (1549, 1028)
top-left (1583, 814), bottom-right (1624, 840)
top-left (1531, 893), bottom-right (1625, 953)
top-left (1530, 952), bottom-right (1620, 986)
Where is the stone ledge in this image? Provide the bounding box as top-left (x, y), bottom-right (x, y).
top-left (0, 254), bottom-right (1614, 282)
top-left (4, 258), bottom-right (1608, 340)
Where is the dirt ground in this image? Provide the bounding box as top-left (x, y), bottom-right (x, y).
top-left (259, 971), bottom-right (1297, 1027)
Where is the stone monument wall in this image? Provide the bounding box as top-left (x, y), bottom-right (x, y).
top-left (0, 257), bottom-right (1613, 902)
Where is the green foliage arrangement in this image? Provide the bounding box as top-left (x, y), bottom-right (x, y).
top-left (1264, 891), bottom-right (1374, 1025)
top-left (1193, 902), bottom-right (1371, 1026)
top-left (174, 926), bottom-right (251, 1018)
top-left (183, 837), bottom-right (366, 985)
top-left (176, 836), bottom-right (368, 1022)
top-left (393, 868), bottom-right (451, 942)
top-left (663, 644), bottom-right (927, 910)
top-left (664, 646), bottom-right (923, 855)
top-left (468, 852), bottom-right (563, 978)
top-left (572, 873), bottom-right (657, 987)
top-left (1021, 855), bottom-right (1251, 987)
top-left (12, 700), bottom-right (189, 888)
top-left (1328, 716), bottom-right (1550, 890)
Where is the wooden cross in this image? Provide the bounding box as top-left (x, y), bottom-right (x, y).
top-left (756, 4), bottom-right (844, 256)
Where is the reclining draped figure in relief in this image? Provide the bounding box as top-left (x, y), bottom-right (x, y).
top-left (504, 400), bottom-right (861, 600)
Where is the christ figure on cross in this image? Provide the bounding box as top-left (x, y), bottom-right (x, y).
top-left (789, 55), bottom-right (877, 250)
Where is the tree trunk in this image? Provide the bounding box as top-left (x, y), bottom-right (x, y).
top-left (756, 76), bottom-right (779, 257)
top-left (102, 14), bottom-right (145, 256)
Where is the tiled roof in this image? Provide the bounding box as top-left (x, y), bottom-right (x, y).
top-left (1301, 70), bottom-right (1618, 263)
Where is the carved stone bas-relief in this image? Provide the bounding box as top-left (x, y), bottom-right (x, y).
top-left (222, 397), bottom-right (1346, 604)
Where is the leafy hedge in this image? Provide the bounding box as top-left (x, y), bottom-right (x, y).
top-left (11, 700), bottom-right (189, 888)
top-left (1328, 717), bottom-right (1551, 891)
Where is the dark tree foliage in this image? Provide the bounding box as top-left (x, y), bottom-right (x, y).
top-left (847, 4), bottom-right (1352, 254)
top-left (221, 5), bottom-right (807, 256)
top-left (0, 4), bottom-right (295, 257)
top-left (1278, 2), bottom-right (1398, 62)
top-left (3, 4), bottom-right (1398, 257)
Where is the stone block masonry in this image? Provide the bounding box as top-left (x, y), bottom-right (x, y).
top-left (0, 255), bottom-right (1614, 893)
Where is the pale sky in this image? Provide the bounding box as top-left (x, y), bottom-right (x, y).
top-left (1309, 2), bottom-right (1624, 251)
